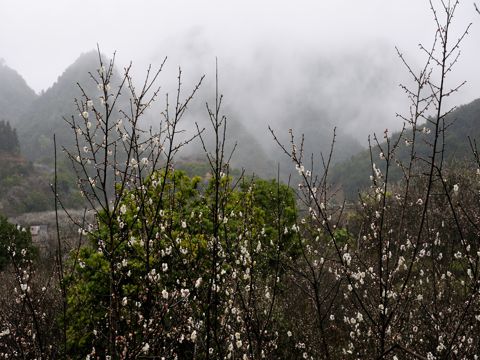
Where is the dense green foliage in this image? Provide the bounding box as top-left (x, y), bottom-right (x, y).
top-left (64, 170), bottom-right (297, 357)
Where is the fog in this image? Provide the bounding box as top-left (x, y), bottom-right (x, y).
top-left (1, 0), bottom-right (479, 146)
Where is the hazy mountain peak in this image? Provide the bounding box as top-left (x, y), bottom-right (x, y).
top-left (0, 61), bottom-right (37, 124)
top-left (16, 50), bottom-right (116, 161)
top-left (47, 50), bottom-right (110, 92)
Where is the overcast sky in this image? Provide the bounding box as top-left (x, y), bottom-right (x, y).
top-left (0, 0), bottom-right (479, 139)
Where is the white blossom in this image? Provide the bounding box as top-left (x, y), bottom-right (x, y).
top-left (191, 330), bottom-right (197, 341)
top-left (162, 289), bottom-right (168, 299)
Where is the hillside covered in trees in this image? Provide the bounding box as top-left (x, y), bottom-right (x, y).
top-left (0, 118), bottom-right (81, 216)
top-left (0, 49), bottom-right (368, 215)
top-left (331, 98), bottom-right (480, 199)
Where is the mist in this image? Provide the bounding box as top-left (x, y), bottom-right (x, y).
top-left (140, 34), bottom-right (403, 169)
top-left (1, 0), bottom-right (479, 165)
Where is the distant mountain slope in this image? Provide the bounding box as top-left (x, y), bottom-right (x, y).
top-left (331, 98), bottom-right (480, 199)
top-left (178, 91), bottom-right (364, 181)
top-left (16, 51), bottom-right (119, 162)
top-left (0, 60), bottom-right (37, 124)
top-left (275, 98), bottom-right (364, 164)
top-left (6, 49), bottom-right (365, 178)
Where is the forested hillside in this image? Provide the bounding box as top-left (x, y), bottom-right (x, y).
top-left (0, 120), bottom-right (81, 216)
top-left (331, 98), bottom-right (480, 199)
top-left (15, 51), bottom-right (123, 162)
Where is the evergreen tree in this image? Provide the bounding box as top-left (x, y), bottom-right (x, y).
top-left (0, 120), bottom-right (20, 154)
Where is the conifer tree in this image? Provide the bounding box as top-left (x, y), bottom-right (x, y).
top-left (0, 120), bottom-right (20, 154)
